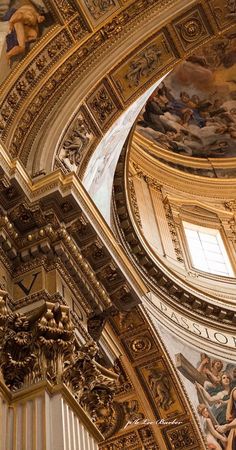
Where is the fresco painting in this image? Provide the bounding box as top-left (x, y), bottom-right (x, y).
top-left (155, 323), bottom-right (236, 450)
top-left (0, 0), bottom-right (54, 84)
top-left (137, 30), bottom-right (236, 159)
top-left (176, 352), bottom-right (236, 449)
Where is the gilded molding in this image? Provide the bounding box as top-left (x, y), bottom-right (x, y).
top-left (107, 306), bottom-right (205, 449)
top-left (128, 176), bottom-right (142, 229)
top-left (163, 199), bottom-right (184, 263)
top-left (0, 297), bottom-right (118, 436)
top-left (112, 141), bottom-right (236, 328)
top-left (110, 29), bottom-right (177, 102)
top-left (79, 0), bottom-right (120, 26)
top-left (86, 80), bottom-right (121, 130)
top-left (0, 28), bottom-right (73, 146)
top-left (208, 0), bottom-right (236, 30)
top-left (164, 422), bottom-right (197, 450)
top-left (0, 146), bottom-right (209, 450)
top-left (51, 0), bottom-right (78, 23)
top-left (172, 5), bottom-right (213, 51)
top-left (0, 0), bottom-right (231, 171)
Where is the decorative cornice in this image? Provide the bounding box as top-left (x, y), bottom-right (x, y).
top-left (0, 0), bottom-right (235, 178)
top-left (112, 138), bottom-right (236, 330)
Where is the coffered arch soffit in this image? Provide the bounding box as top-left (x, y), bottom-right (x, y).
top-left (0, 0), bottom-right (235, 181)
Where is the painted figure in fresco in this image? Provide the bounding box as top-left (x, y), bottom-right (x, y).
top-left (197, 403), bottom-right (227, 450)
top-left (4, 1), bottom-right (45, 62)
top-left (137, 32), bottom-right (236, 160)
top-left (140, 85), bottom-right (177, 134)
top-left (142, 98), bottom-right (175, 134)
top-left (170, 91), bottom-right (206, 127)
top-left (230, 367), bottom-right (236, 389)
top-left (198, 356), bottom-right (224, 388)
top-left (177, 352), bottom-right (236, 450)
top-left (197, 372), bottom-right (232, 426)
top-left (216, 388), bottom-right (236, 450)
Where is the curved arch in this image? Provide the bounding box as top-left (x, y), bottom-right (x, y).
top-left (0, 0), bottom-right (234, 182)
top-left (0, 2), bottom-right (235, 449)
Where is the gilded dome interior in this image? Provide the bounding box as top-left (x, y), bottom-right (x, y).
top-left (133, 31), bottom-right (236, 178)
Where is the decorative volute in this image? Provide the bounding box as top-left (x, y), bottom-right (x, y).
top-left (0, 295), bottom-right (118, 437)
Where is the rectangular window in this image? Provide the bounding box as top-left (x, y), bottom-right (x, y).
top-left (183, 221), bottom-right (234, 277)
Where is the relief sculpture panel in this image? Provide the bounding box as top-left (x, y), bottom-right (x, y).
top-left (110, 31), bottom-right (177, 102)
top-left (138, 359), bottom-right (185, 420)
top-left (172, 6), bottom-right (212, 51)
top-left (86, 80), bottom-right (121, 130)
top-left (79, 0), bottom-right (120, 26)
top-left (209, 0), bottom-right (236, 30)
top-left (57, 107), bottom-right (100, 173)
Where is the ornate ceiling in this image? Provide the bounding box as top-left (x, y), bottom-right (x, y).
top-left (0, 0), bottom-right (235, 180)
top-left (0, 1), bottom-right (236, 450)
top-left (136, 30), bottom-right (236, 155)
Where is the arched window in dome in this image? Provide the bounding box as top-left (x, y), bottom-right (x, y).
top-left (183, 221), bottom-right (234, 277)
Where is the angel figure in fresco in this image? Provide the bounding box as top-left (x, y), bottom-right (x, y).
top-left (197, 404), bottom-right (227, 450)
top-left (216, 387), bottom-right (236, 450)
top-left (198, 354), bottom-right (224, 389)
top-left (177, 353), bottom-right (236, 450)
top-left (196, 372), bottom-right (232, 426)
top-left (3, 0), bottom-right (51, 64)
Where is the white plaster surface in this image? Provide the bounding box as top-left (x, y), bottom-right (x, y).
top-left (83, 78), bottom-right (166, 224)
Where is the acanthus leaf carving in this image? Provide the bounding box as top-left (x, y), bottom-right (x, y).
top-left (83, 0), bottom-right (116, 20)
top-left (0, 297), bottom-right (119, 436)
